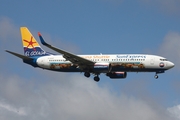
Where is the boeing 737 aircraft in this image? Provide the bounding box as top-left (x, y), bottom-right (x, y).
top-left (6, 27), bottom-right (174, 82)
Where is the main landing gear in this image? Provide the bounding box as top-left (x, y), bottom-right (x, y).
top-left (94, 76), bottom-right (100, 82)
top-left (84, 72), bottom-right (90, 78)
top-left (84, 72), bottom-right (100, 82)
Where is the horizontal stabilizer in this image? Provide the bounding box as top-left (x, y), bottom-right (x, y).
top-left (5, 50), bottom-right (33, 60)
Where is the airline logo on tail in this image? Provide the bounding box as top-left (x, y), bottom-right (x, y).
top-left (23, 36), bottom-right (38, 51)
top-left (21, 27), bottom-right (47, 57)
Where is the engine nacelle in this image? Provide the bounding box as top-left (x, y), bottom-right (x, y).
top-left (93, 63), bottom-right (111, 72)
top-left (106, 72), bottom-right (127, 79)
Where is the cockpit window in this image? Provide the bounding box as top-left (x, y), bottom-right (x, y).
top-left (160, 59), bottom-right (168, 61)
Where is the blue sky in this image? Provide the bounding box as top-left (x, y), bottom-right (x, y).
top-left (0, 0), bottom-right (180, 119)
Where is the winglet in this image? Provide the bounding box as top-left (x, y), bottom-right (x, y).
top-left (38, 32), bottom-right (49, 46)
top-left (38, 32), bottom-right (41, 36)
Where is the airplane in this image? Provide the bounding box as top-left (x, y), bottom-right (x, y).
top-left (6, 27), bottom-right (174, 82)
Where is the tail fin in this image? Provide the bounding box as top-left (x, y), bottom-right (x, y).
top-left (21, 27), bottom-right (49, 57)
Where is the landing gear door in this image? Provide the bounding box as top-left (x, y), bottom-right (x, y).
top-left (41, 59), bottom-right (44, 66)
top-left (40, 59), bottom-right (45, 67)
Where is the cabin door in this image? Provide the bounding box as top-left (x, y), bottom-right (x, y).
top-left (150, 58), bottom-right (154, 65)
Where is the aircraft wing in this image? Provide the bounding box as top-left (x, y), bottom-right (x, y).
top-left (38, 32), bottom-right (95, 66)
top-left (5, 50), bottom-right (33, 60)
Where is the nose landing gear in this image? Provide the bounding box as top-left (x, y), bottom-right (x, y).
top-left (154, 71), bottom-right (164, 79)
top-left (154, 74), bottom-right (158, 79)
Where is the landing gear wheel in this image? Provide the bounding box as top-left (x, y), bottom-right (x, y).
top-left (94, 76), bottom-right (100, 82)
top-left (154, 75), bottom-right (158, 79)
top-left (84, 72), bottom-right (90, 78)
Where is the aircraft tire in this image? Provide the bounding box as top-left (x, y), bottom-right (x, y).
top-left (84, 72), bottom-right (90, 78)
top-left (94, 76), bottom-right (100, 82)
top-left (154, 75), bottom-right (158, 79)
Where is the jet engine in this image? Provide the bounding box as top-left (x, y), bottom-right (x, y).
top-left (93, 63), bottom-right (112, 72)
top-left (106, 72), bottom-right (127, 79)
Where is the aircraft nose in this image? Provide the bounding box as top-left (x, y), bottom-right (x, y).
top-left (168, 61), bottom-right (175, 69)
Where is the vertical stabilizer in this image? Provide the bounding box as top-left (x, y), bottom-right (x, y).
top-left (20, 27), bottom-right (48, 57)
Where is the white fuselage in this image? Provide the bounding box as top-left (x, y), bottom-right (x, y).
top-left (36, 54), bottom-right (174, 73)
